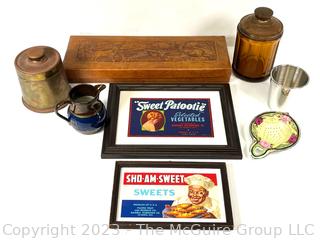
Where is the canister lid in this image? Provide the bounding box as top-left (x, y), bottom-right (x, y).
top-left (15, 46), bottom-right (62, 80)
top-left (238, 7), bottom-right (283, 41)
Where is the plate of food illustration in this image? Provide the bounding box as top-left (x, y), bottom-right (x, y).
top-left (249, 112), bottom-right (300, 159)
top-left (163, 203), bottom-right (215, 218)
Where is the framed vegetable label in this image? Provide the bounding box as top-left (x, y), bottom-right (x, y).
top-left (128, 98), bottom-right (214, 137)
top-left (101, 84), bottom-right (242, 159)
top-left (109, 161), bottom-right (233, 230)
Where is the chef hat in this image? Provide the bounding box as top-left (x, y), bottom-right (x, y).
top-left (184, 174), bottom-right (215, 190)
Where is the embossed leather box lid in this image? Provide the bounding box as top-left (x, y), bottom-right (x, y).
top-left (63, 36), bottom-right (231, 83)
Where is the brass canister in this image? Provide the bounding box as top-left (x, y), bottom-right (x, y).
top-left (15, 46), bottom-right (70, 112)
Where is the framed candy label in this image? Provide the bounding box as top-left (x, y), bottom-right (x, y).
top-left (101, 84), bottom-right (242, 159)
top-left (128, 98), bottom-right (214, 137)
top-left (109, 161), bottom-right (233, 230)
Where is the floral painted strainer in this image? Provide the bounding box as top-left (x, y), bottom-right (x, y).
top-left (250, 112), bottom-right (299, 158)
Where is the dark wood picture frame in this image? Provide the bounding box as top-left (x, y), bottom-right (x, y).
top-left (101, 84), bottom-right (242, 159)
top-left (109, 161), bottom-right (234, 230)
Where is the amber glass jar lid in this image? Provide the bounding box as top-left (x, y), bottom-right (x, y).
top-left (238, 7), bottom-right (283, 41)
top-left (15, 46), bottom-right (61, 79)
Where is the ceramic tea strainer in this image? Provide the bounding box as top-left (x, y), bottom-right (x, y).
top-left (249, 112), bottom-right (300, 158)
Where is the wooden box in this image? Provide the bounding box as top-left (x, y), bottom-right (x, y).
top-left (63, 36), bottom-right (231, 83)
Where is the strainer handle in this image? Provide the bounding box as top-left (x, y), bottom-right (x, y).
top-left (250, 142), bottom-right (270, 159)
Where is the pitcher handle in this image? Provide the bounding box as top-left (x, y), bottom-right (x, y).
top-left (94, 84), bottom-right (106, 94)
top-left (55, 100), bottom-right (71, 122)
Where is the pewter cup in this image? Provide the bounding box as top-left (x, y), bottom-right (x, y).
top-left (268, 65), bottom-right (309, 109)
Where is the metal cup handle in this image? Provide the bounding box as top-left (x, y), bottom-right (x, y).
top-left (55, 100), bottom-right (71, 122)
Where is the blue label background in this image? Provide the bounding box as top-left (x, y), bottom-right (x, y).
top-left (121, 200), bottom-right (174, 218)
top-left (128, 98), bottom-right (213, 137)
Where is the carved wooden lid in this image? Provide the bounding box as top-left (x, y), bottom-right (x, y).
top-left (63, 36), bottom-right (232, 83)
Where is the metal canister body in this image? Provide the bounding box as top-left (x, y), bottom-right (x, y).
top-left (15, 46), bottom-right (70, 112)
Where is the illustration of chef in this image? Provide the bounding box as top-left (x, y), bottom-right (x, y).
top-left (163, 174), bottom-right (220, 218)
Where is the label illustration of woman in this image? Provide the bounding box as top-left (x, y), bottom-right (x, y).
top-left (141, 110), bottom-right (165, 132)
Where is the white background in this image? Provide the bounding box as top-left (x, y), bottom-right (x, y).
top-left (0, 0), bottom-right (319, 240)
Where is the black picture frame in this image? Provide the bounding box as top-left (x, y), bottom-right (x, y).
top-left (109, 161), bottom-right (234, 230)
top-left (101, 84), bottom-right (242, 159)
